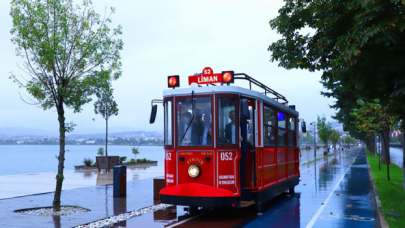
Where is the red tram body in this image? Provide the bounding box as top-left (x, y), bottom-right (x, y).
top-left (152, 68), bottom-right (300, 208)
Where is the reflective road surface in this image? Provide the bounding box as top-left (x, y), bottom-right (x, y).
top-left (110, 147), bottom-right (379, 228)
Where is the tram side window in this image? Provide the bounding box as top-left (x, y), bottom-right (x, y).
top-left (263, 106), bottom-right (276, 146)
top-left (165, 100), bottom-right (172, 146)
top-left (278, 112), bottom-right (286, 146)
top-left (288, 117), bottom-right (295, 146)
top-left (177, 97), bottom-right (212, 146)
top-left (218, 97), bottom-right (237, 144)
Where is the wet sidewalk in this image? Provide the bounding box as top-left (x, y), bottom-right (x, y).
top-left (0, 177), bottom-right (158, 228)
top-left (0, 165), bottom-right (163, 199)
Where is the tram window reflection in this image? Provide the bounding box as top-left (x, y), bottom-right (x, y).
top-left (289, 117), bottom-right (295, 131)
top-left (288, 131), bottom-right (294, 145)
top-left (263, 106), bottom-right (276, 146)
top-left (288, 117), bottom-right (295, 146)
top-left (279, 129), bottom-right (286, 146)
top-left (177, 97), bottom-right (212, 146)
top-left (264, 106), bottom-right (276, 126)
top-left (264, 126), bottom-right (276, 146)
top-left (164, 101), bottom-right (172, 146)
top-left (218, 97), bottom-right (237, 144)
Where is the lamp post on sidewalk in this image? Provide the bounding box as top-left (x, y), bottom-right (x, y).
top-left (310, 122), bottom-right (316, 160)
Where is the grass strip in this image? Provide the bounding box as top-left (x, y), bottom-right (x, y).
top-left (301, 153), bottom-right (334, 165)
top-left (366, 148), bottom-right (405, 227)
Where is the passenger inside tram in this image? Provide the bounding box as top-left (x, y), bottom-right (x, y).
top-left (191, 114), bottom-right (204, 145)
top-left (202, 114), bottom-right (211, 145)
top-left (178, 111), bottom-right (192, 145)
top-left (177, 96), bottom-right (212, 146)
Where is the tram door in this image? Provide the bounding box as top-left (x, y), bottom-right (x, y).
top-left (240, 99), bottom-right (255, 190)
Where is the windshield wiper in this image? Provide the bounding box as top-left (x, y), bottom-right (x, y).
top-left (180, 91), bottom-right (195, 143)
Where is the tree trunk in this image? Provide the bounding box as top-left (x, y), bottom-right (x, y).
top-left (365, 136), bottom-right (376, 155)
top-left (381, 130), bottom-right (389, 165)
top-left (105, 118), bottom-right (108, 157)
top-left (53, 102), bottom-right (66, 212)
top-left (381, 130), bottom-right (390, 180)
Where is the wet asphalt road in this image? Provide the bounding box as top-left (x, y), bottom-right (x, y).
top-left (110, 147), bottom-right (379, 228)
top-left (389, 147), bottom-right (403, 168)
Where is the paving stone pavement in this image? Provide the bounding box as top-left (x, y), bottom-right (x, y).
top-left (0, 177), bottom-right (158, 228)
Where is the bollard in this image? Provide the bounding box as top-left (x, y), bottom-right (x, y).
top-left (113, 165), bottom-right (126, 197)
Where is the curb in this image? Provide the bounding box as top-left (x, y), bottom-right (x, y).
top-left (366, 155), bottom-right (389, 228)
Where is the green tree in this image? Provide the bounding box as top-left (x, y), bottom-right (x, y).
top-left (317, 115), bottom-right (332, 148)
top-left (329, 129), bottom-right (341, 149)
top-left (94, 84), bottom-right (118, 157)
top-left (97, 147), bottom-right (104, 156)
top-left (268, 0), bottom-right (405, 151)
top-left (344, 136), bottom-right (357, 145)
top-left (10, 0), bottom-right (123, 211)
top-left (132, 147), bottom-right (140, 161)
top-left (351, 99), bottom-right (399, 180)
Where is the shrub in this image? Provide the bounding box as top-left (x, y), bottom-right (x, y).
top-left (83, 158), bottom-right (94, 167)
top-left (120, 156), bottom-right (127, 163)
top-left (127, 158), bottom-right (136, 164)
top-left (137, 158), bottom-right (141, 163)
top-left (92, 161), bottom-right (97, 166)
top-left (142, 158), bottom-right (147, 163)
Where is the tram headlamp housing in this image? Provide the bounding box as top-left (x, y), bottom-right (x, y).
top-left (188, 164), bottom-right (201, 178)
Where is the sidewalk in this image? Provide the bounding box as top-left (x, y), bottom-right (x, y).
top-left (0, 165), bottom-right (163, 200)
top-left (0, 177), bottom-right (158, 228)
top-left (299, 147), bottom-right (337, 164)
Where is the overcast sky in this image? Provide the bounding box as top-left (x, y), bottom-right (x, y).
top-left (0, 0), bottom-right (337, 134)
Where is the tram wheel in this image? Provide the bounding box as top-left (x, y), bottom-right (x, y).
top-left (289, 186), bottom-right (295, 194)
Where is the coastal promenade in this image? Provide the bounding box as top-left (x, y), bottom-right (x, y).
top-left (0, 147), bottom-right (379, 227)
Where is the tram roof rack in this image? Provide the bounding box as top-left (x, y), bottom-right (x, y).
top-left (234, 73), bottom-right (288, 103)
top-left (193, 72), bottom-right (288, 104)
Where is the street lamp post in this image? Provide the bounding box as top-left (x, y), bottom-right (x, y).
top-left (310, 122), bottom-right (316, 160)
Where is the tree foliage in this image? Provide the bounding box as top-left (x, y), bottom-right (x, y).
top-left (132, 147), bottom-right (140, 161)
top-left (317, 115), bottom-right (332, 145)
top-left (350, 99), bottom-right (399, 180)
top-left (10, 0), bottom-right (123, 211)
top-left (328, 129), bottom-right (341, 148)
top-left (94, 83), bottom-right (118, 157)
top-left (269, 0), bottom-right (405, 129)
top-left (344, 136), bottom-right (357, 145)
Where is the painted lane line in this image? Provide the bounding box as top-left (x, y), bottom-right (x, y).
top-left (166, 213), bottom-right (203, 228)
top-left (300, 160), bottom-right (328, 173)
top-left (305, 153), bottom-right (359, 228)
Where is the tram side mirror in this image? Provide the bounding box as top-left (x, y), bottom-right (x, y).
top-left (149, 105), bottom-right (158, 124)
top-left (240, 99), bottom-right (250, 120)
top-left (301, 121), bottom-right (307, 133)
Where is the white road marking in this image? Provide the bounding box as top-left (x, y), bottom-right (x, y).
top-left (305, 153), bottom-right (359, 228)
top-left (166, 213), bottom-right (202, 228)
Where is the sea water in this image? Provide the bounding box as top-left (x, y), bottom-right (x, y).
top-left (0, 145), bottom-right (165, 176)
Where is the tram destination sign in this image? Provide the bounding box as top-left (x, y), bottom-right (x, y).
top-left (188, 67), bottom-right (223, 85)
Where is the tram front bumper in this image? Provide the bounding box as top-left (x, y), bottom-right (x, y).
top-left (159, 183), bottom-right (237, 208)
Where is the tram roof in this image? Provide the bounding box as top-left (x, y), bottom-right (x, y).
top-left (163, 85), bottom-right (298, 117)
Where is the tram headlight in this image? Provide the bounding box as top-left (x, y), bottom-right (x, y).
top-left (188, 164), bottom-right (201, 178)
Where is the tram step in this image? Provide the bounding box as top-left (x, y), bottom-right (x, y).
top-left (241, 201), bottom-right (255, 208)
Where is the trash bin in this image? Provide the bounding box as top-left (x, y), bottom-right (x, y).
top-left (113, 165), bottom-right (126, 197)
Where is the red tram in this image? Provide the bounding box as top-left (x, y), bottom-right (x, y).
top-left (150, 67), bottom-right (305, 209)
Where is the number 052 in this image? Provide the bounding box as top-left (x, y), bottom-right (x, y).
top-left (220, 152), bottom-right (233, 161)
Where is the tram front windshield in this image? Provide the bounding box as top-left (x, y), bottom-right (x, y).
top-left (177, 97), bottom-right (212, 146)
